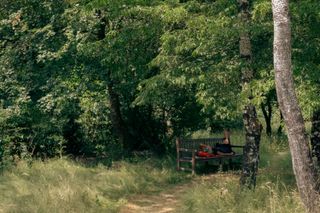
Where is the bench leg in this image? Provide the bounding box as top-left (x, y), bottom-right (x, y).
top-left (177, 152), bottom-right (180, 171)
top-left (192, 151), bottom-right (196, 175)
top-left (229, 159), bottom-right (233, 170)
top-left (219, 159), bottom-right (223, 172)
top-left (205, 161), bottom-right (209, 167)
top-left (176, 138), bottom-right (181, 171)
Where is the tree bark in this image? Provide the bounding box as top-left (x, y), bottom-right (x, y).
top-left (261, 98), bottom-right (272, 136)
top-left (240, 104), bottom-right (262, 188)
top-left (311, 108), bottom-right (320, 166)
top-left (272, 0), bottom-right (320, 212)
top-left (238, 0), bottom-right (263, 189)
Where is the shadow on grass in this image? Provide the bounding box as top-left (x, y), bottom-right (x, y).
top-left (177, 158), bottom-right (243, 175)
top-left (200, 161), bottom-right (243, 174)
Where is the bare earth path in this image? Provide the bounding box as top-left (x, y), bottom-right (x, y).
top-left (119, 174), bottom-right (228, 213)
top-left (120, 183), bottom-right (188, 213)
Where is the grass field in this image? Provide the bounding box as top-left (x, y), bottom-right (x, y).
top-left (0, 132), bottom-right (306, 213)
top-left (0, 157), bottom-right (186, 213)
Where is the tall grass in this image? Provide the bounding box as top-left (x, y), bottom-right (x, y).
top-left (0, 131), bottom-right (308, 213)
top-left (180, 131), bottom-right (305, 213)
top-left (181, 175), bottom-right (304, 213)
top-left (0, 157), bottom-right (186, 213)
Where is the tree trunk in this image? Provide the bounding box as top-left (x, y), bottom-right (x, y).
top-left (238, 0), bottom-right (263, 189)
top-left (277, 110), bottom-right (284, 135)
top-left (311, 108), bottom-right (320, 166)
top-left (261, 98), bottom-right (272, 136)
top-left (107, 80), bottom-right (127, 150)
top-left (240, 105), bottom-right (262, 188)
top-left (96, 10), bottom-right (128, 150)
top-left (272, 0), bottom-right (320, 212)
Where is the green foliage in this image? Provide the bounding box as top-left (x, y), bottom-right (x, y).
top-left (1, 0), bottom-right (319, 211)
top-left (135, 0), bottom-right (242, 136)
top-left (0, 0), bottom-right (166, 158)
top-left (1, 0), bottom-right (320, 161)
top-left (76, 88), bottom-right (119, 157)
top-left (291, 0), bottom-right (320, 118)
top-left (0, 0), bottom-right (74, 160)
top-left (0, 69), bottom-right (32, 162)
top-left (250, 0), bottom-right (320, 120)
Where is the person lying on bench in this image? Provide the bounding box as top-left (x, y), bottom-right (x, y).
top-left (214, 130), bottom-right (235, 156)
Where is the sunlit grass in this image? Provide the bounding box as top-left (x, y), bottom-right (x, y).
top-left (0, 131), bottom-right (307, 213)
top-left (0, 157), bottom-right (187, 213)
top-left (181, 175), bottom-right (303, 213)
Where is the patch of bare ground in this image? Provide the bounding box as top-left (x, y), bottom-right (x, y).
top-left (120, 173), bottom-right (240, 213)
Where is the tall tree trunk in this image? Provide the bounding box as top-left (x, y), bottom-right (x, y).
top-left (261, 98), bottom-right (272, 136)
top-left (272, 0), bottom-right (320, 212)
top-left (96, 10), bottom-right (128, 150)
top-left (238, 0), bottom-right (263, 188)
top-left (107, 79), bottom-right (127, 150)
top-left (311, 108), bottom-right (320, 167)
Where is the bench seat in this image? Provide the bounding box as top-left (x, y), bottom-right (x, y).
top-left (176, 137), bottom-right (244, 174)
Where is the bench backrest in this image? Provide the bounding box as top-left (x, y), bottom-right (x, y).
top-left (177, 138), bottom-right (225, 150)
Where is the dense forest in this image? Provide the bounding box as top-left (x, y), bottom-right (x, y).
top-left (1, 0), bottom-right (319, 161)
top-left (1, 0), bottom-right (320, 212)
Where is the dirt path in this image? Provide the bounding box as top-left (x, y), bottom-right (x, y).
top-left (119, 174), bottom-right (223, 213)
top-left (119, 183), bottom-right (187, 213)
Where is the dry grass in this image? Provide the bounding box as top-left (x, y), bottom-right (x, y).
top-left (0, 132), bottom-right (308, 213)
top-left (0, 157), bottom-right (186, 213)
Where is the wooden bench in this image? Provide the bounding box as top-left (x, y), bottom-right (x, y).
top-left (176, 137), bottom-right (244, 175)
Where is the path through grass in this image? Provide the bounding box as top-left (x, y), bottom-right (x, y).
top-left (120, 149), bottom-right (304, 213)
top-left (0, 134), bottom-right (306, 213)
top-left (0, 157), bottom-right (187, 213)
